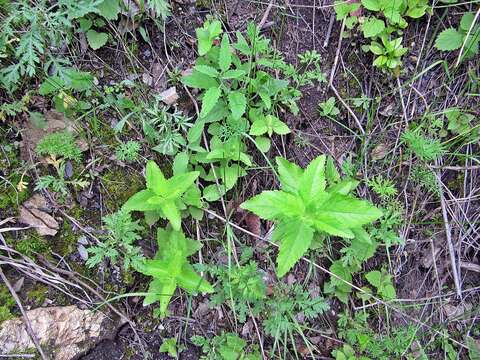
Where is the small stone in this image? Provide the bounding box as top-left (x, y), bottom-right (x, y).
top-left (64, 161), bottom-right (73, 179)
top-left (77, 236), bottom-right (89, 245)
top-left (77, 244), bottom-right (89, 261)
top-left (158, 87), bottom-right (179, 106)
top-left (0, 306), bottom-right (124, 360)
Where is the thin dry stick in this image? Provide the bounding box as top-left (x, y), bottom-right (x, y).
top-left (258, 0), bottom-right (274, 30)
top-left (328, 20), bottom-right (365, 134)
top-left (435, 168), bottom-right (463, 299)
top-left (203, 208), bottom-right (469, 350)
top-left (455, 7), bottom-right (480, 67)
top-left (0, 267), bottom-right (48, 360)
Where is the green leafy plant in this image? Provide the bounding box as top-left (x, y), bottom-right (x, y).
top-left (141, 101), bottom-right (193, 156)
top-left (435, 12), bottom-right (479, 60)
top-left (334, 0), bottom-right (429, 71)
top-left (335, 312), bottom-right (421, 360)
top-left (241, 155), bottom-right (382, 277)
top-left (38, 69), bottom-right (94, 116)
top-left (192, 332), bottom-right (260, 360)
top-left (366, 175), bottom-right (397, 200)
top-left (36, 131), bottom-right (82, 162)
top-left (207, 260), bottom-right (266, 323)
top-left (86, 210), bottom-right (145, 270)
top-left (364, 269), bottom-right (396, 300)
top-left (444, 107), bottom-right (479, 142)
top-left (122, 160), bottom-right (201, 230)
top-left (368, 35), bottom-right (407, 69)
top-left (136, 227), bottom-right (213, 318)
top-left (319, 97), bottom-right (340, 117)
top-left (182, 20), bottom-right (323, 201)
top-left (401, 129), bottom-right (445, 161)
top-left (159, 337), bottom-right (179, 358)
top-left (115, 140), bottom-right (141, 162)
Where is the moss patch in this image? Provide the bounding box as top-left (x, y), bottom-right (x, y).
top-left (0, 284), bottom-right (16, 322)
top-left (102, 168), bottom-right (144, 211)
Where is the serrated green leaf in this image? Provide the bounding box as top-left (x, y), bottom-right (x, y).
top-left (194, 64), bottom-right (219, 77)
top-left (276, 157), bottom-right (303, 193)
top-left (299, 155), bottom-right (326, 201)
top-left (361, 0), bottom-right (380, 11)
top-left (460, 12), bottom-right (475, 32)
top-left (269, 115), bottom-right (290, 135)
top-left (228, 91), bottom-right (246, 119)
top-left (122, 189), bottom-right (159, 212)
top-left (177, 263), bottom-right (214, 293)
top-left (96, 0), bottom-right (120, 20)
top-left (249, 117), bottom-right (268, 136)
top-left (173, 152), bottom-right (189, 175)
top-left (365, 270), bottom-right (382, 287)
top-left (233, 31), bottom-right (251, 55)
top-left (316, 193), bottom-right (383, 229)
top-left (362, 18), bottom-right (385, 38)
top-left (274, 219), bottom-right (314, 277)
top-left (435, 28), bottom-right (463, 51)
top-left (254, 136), bottom-right (271, 153)
top-left (164, 171), bottom-right (200, 198)
top-left (86, 30), bottom-right (108, 50)
top-left (182, 70), bottom-right (218, 89)
top-left (160, 200), bottom-right (181, 230)
top-left (219, 33), bottom-right (231, 72)
top-left (146, 160), bottom-right (166, 194)
top-left (241, 190), bottom-right (305, 220)
top-left (325, 156), bottom-right (340, 184)
top-left (200, 86), bottom-right (221, 118)
top-left (222, 69), bottom-right (246, 79)
top-left (39, 76), bottom-right (65, 95)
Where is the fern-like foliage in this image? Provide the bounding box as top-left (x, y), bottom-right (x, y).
top-left (36, 131), bottom-right (82, 161)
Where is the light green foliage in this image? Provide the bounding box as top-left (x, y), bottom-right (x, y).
top-left (86, 210), bottom-right (145, 270)
top-left (467, 336), bottom-right (480, 360)
top-left (142, 101), bottom-right (192, 156)
top-left (410, 165), bottom-right (440, 197)
top-left (401, 129), bottom-right (445, 161)
top-left (435, 12), bottom-right (479, 59)
top-left (192, 333), bottom-right (261, 360)
top-left (39, 69), bottom-right (94, 116)
top-left (335, 312), bottom-right (421, 360)
top-left (319, 97), bottom-right (340, 117)
top-left (334, 0), bottom-right (429, 71)
top-left (122, 160), bottom-right (201, 230)
top-left (86, 29), bottom-right (108, 50)
top-left (241, 155), bottom-right (382, 277)
top-left (207, 260), bottom-right (266, 323)
top-left (364, 269), bottom-right (396, 300)
top-left (36, 131), bottom-right (82, 161)
top-left (147, 0), bottom-right (171, 20)
top-left (159, 338), bottom-right (178, 357)
top-left (369, 35), bottom-right (407, 69)
top-left (0, 0), bottom-right (167, 90)
top-left (115, 141), bottom-right (141, 162)
top-left (366, 175), bottom-right (397, 201)
top-left (262, 283), bottom-right (329, 338)
top-left (136, 227), bottom-right (213, 318)
top-left (444, 107), bottom-right (478, 142)
top-left (0, 284), bottom-right (16, 322)
top-left (195, 19), bottom-right (223, 56)
top-left (182, 20), bottom-right (323, 200)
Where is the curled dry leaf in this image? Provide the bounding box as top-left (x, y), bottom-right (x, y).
top-left (158, 87), bottom-right (179, 106)
top-left (18, 193), bottom-right (59, 236)
top-left (371, 143), bottom-right (388, 161)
